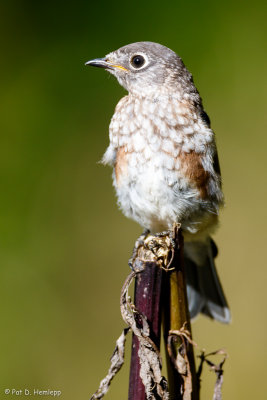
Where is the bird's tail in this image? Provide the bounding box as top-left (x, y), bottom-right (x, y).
top-left (184, 237), bottom-right (231, 323)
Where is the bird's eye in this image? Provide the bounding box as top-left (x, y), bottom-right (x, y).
top-left (130, 54), bottom-right (146, 69)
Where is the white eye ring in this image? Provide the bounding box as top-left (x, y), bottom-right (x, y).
top-left (130, 53), bottom-right (149, 70)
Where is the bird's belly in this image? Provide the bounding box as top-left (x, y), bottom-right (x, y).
top-left (113, 158), bottom-right (218, 236)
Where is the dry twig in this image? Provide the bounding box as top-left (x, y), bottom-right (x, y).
top-left (196, 349), bottom-right (227, 400)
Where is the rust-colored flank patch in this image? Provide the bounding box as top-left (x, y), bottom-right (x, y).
top-left (180, 151), bottom-right (210, 199)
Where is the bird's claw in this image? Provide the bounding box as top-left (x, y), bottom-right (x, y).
top-left (128, 229), bottom-right (150, 271)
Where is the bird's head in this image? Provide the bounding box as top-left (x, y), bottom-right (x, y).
top-left (86, 41), bottom-right (196, 98)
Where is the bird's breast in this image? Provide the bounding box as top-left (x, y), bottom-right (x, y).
top-left (114, 141), bottom-right (210, 201)
top-left (109, 94), bottom-right (222, 204)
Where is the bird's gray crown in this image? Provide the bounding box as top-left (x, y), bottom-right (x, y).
top-left (88, 41), bottom-right (199, 100)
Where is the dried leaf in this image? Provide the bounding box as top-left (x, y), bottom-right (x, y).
top-left (167, 326), bottom-right (196, 400)
top-left (90, 328), bottom-right (129, 400)
top-left (196, 349), bottom-right (227, 400)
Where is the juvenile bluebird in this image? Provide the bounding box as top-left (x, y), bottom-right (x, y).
top-left (86, 42), bottom-right (230, 323)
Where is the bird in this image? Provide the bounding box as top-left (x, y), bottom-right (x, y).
top-left (86, 41), bottom-right (230, 323)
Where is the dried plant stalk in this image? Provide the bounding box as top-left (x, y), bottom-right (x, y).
top-left (89, 224), bottom-right (227, 400)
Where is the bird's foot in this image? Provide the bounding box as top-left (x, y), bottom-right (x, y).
top-left (154, 229), bottom-right (176, 249)
top-left (128, 229), bottom-right (150, 271)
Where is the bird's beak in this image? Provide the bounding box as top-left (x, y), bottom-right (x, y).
top-left (85, 58), bottom-right (128, 71)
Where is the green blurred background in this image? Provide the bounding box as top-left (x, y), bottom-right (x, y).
top-left (0, 1), bottom-right (266, 399)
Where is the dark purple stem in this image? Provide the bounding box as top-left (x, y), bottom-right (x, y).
top-left (128, 262), bottom-right (164, 400)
